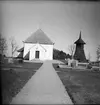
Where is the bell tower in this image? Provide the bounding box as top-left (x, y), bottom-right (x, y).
top-left (74, 31), bottom-right (86, 62)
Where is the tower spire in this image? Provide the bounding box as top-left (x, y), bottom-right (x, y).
top-left (79, 31), bottom-right (81, 39)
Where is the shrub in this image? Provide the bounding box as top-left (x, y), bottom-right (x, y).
top-left (87, 63), bottom-right (92, 69)
top-left (18, 59), bottom-right (23, 63)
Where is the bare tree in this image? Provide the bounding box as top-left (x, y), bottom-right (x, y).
top-left (9, 36), bottom-right (18, 57)
top-left (96, 45), bottom-right (100, 61)
top-left (87, 52), bottom-right (91, 62)
top-left (68, 44), bottom-right (76, 59)
top-left (0, 34), bottom-right (7, 55)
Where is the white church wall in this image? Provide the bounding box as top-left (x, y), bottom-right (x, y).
top-left (42, 44), bottom-right (53, 60)
top-left (23, 43), bottom-right (35, 57)
top-left (30, 44), bottom-right (46, 60)
top-left (23, 43), bottom-right (53, 60)
top-left (39, 49), bottom-right (46, 60)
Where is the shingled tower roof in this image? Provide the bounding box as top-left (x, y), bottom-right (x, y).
top-left (74, 31), bottom-right (86, 44)
top-left (24, 29), bottom-right (54, 45)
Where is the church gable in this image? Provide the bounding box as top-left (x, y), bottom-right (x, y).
top-left (30, 43), bottom-right (47, 52)
top-left (29, 44), bottom-right (46, 60)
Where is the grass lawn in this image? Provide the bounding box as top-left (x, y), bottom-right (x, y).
top-left (1, 60), bottom-right (100, 104)
top-left (1, 62), bottom-right (43, 104)
top-left (53, 63), bottom-right (100, 104)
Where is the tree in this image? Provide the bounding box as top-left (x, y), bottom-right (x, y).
top-left (68, 44), bottom-right (76, 59)
top-left (96, 45), bottom-right (100, 61)
top-left (9, 36), bottom-right (18, 57)
top-left (0, 34), bottom-right (7, 55)
top-left (53, 48), bottom-right (70, 60)
top-left (87, 52), bottom-right (91, 62)
top-left (58, 51), bottom-right (67, 59)
top-left (53, 48), bottom-right (60, 59)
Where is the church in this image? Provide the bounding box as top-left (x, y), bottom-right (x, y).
top-left (17, 29), bottom-right (87, 62)
top-left (17, 29), bottom-right (54, 60)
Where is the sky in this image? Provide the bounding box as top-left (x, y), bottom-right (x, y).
top-left (0, 0), bottom-right (100, 61)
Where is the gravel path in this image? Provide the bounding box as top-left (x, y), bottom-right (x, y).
top-left (10, 60), bottom-right (73, 104)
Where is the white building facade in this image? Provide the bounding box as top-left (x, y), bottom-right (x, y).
top-left (23, 29), bottom-right (54, 60)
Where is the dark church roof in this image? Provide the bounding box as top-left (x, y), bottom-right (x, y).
top-left (74, 31), bottom-right (86, 44)
top-left (17, 51), bottom-right (29, 60)
top-left (17, 47), bottom-right (24, 52)
top-left (23, 52), bottom-right (29, 60)
top-left (24, 29), bottom-right (54, 45)
top-left (17, 52), bottom-right (23, 58)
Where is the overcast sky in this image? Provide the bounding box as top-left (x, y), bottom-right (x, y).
top-left (0, 1), bottom-right (100, 61)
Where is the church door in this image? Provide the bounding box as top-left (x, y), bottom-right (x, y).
top-left (35, 51), bottom-right (39, 59)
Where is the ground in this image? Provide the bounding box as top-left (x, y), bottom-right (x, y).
top-left (1, 62), bottom-right (42, 104)
top-left (53, 63), bottom-right (100, 104)
top-left (1, 60), bottom-right (100, 104)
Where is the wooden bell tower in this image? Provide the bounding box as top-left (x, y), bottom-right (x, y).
top-left (74, 31), bottom-right (87, 62)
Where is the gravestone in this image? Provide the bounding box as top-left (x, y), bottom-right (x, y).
top-left (8, 58), bottom-right (14, 63)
